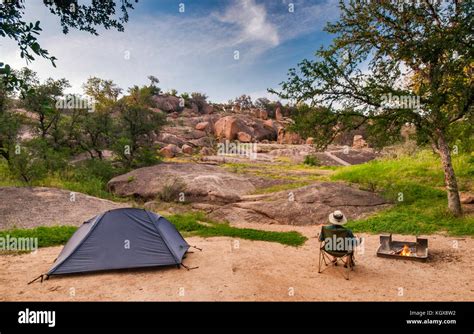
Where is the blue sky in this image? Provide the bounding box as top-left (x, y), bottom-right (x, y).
top-left (1, 0), bottom-right (340, 102)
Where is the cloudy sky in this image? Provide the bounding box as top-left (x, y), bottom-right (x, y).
top-left (1, 0), bottom-right (340, 102)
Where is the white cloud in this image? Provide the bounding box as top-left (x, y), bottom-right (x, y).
top-left (217, 0), bottom-right (280, 47)
top-left (276, 0), bottom-right (340, 40)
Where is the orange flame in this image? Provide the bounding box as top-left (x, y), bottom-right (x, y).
top-left (400, 244), bottom-right (412, 256)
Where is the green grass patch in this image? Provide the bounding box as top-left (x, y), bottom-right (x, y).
top-left (331, 150), bottom-right (473, 192)
top-left (332, 150), bottom-right (474, 236)
top-left (0, 226), bottom-right (78, 249)
top-left (222, 161), bottom-right (332, 183)
top-left (0, 162), bottom-right (24, 187)
top-left (252, 181), bottom-right (310, 194)
top-left (168, 212), bottom-right (307, 246)
top-left (346, 198), bottom-right (474, 236)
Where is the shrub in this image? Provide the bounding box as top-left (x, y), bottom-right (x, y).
top-left (190, 92), bottom-right (208, 113)
top-left (254, 97), bottom-right (271, 110)
top-left (132, 146), bottom-right (161, 168)
top-left (9, 138), bottom-right (71, 183)
top-left (73, 159), bottom-right (117, 182)
top-left (303, 154), bottom-right (320, 166)
top-left (158, 178), bottom-right (187, 203)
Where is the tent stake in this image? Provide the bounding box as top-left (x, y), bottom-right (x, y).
top-left (180, 263), bottom-right (199, 270)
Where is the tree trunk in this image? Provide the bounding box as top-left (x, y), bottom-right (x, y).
top-left (436, 131), bottom-right (463, 216)
top-left (0, 148), bottom-right (9, 163)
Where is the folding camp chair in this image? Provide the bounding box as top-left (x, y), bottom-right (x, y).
top-left (318, 226), bottom-right (357, 280)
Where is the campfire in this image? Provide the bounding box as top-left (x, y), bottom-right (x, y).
top-left (398, 244), bottom-right (412, 256)
top-left (376, 234), bottom-right (428, 261)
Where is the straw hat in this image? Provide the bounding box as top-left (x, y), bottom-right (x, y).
top-left (328, 210), bottom-right (347, 225)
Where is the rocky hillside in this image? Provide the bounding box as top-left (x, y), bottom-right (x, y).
top-left (104, 95), bottom-right (385, 226)
top-left (152, 95), bottom-right (375, 163)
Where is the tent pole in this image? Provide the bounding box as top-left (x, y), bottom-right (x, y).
top-left (27, 274), bottom-right (46, 285)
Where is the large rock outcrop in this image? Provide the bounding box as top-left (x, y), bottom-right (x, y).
top-left (277, 128), bottom-right (304, 144)
top-left (195, 122), bottom-right (210, 131)
top-left (213, 115), bottom-right (277, 142)
top-left (153, 95), bottom-right (181, 112)
top-left (107, 163), bottom-right (258, 203)
top-left (275, 107), bottom-right (283, 121)
top-left (0, 187), bottom-right (126, 230)
top-left (214, 116), bottom-right (247, 141)
top-left (208, 182), bottom-right (388, 225)
top-left (352, 135), bottom-right (369, 149)
top-left (159, 144), bottom-right (180, 158)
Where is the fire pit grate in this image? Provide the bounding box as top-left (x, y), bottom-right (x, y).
top-left (376, 234), bottom-right (428, 262)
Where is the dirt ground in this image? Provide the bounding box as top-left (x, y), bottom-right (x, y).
top-left (1, 224), bottom-right (473, 301)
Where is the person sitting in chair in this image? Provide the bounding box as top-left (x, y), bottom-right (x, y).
top-left (318, 210), bottom-right (359, 267)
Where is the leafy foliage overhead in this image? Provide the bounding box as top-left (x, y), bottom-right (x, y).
top-left (0, 0), bottom-right (138, 90)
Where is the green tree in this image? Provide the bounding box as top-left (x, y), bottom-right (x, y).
top-left (0, 79), bottom-right (22, 162)
top-left (113, 104), bottom-right (165, 168)
top-left (180, 92), bottom-right (191, 108)
top-left (146, 75), bottom-right (162, 95)
top-left (74, 109), bottom-right (114, 160)
top-left (168, 89), bottom-right (178, 97)
top-left (9, 138), bottom-right (68, 183)
top-left (254, 97), bottom-right (271, 110)
top-left (8, 143), bottom-right (47, 183)
top-left (271, 1), bottom-right (473, 216)
top-left (113, 85), bottom-right (166, 168)
top-left (18, 69), bottom-right (70, 140)
top-left (233, 94), bottom-right (253, 109)
top-left (126, 85), bottom-right (156, 107)
top-left (74, 78), bottom-right (121, 159)
top-left (82, 77), bottom-right (122, 105)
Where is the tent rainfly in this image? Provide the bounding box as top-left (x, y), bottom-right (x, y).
top-left (29, 208), bottom-right (197, 283)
